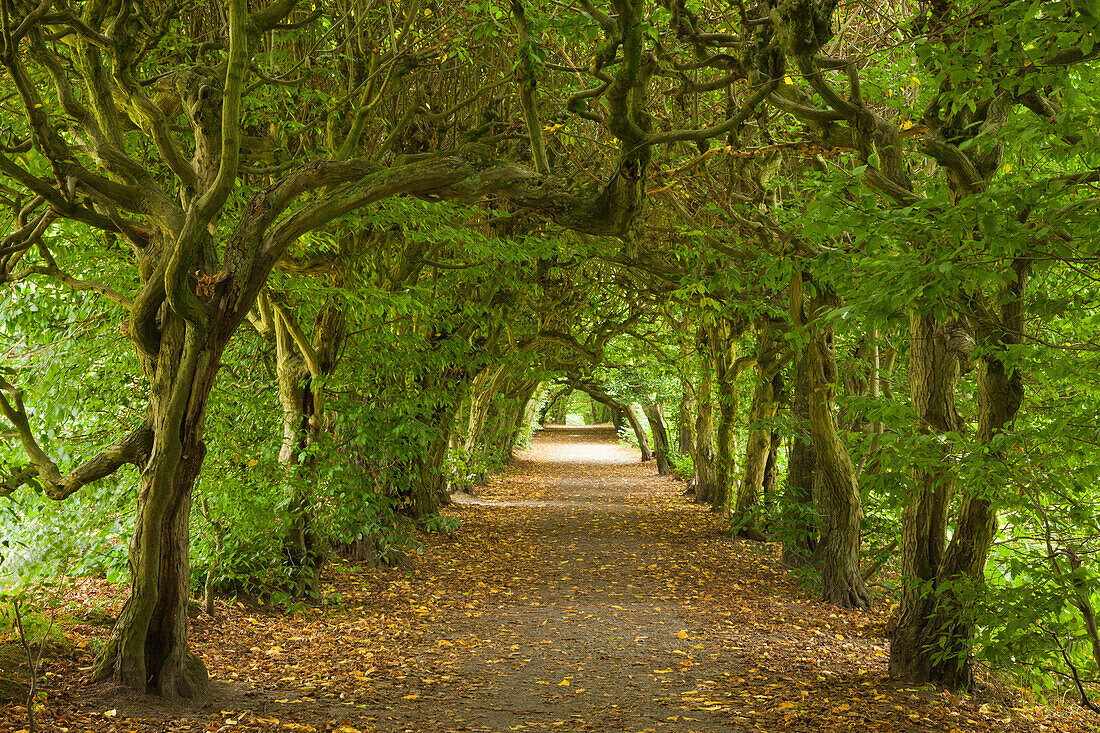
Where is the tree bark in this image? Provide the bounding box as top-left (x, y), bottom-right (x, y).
top-left (781, 277), bottom-right (817, 567)
top-left (678, 374), bottom-right (696, 460)
top-left (92, 326), bottom-right (217, 698)
top-left (465, 365), bottom-right (507, 451)
top-left (889, 311), bottom-right (965, 681)
top-left (712, 332), bottom-right (738, 513)
top-left (623, 403), bottom-right (654, 462)
top-left (734, 328), bottom-right (783, 539)
top-left (891, 260), bottom-right (1029, 689)
top-left (676, 325), bottom-right (697, 459)
top-left (805, 286), bottom-right (871, 610)
top-left (501, 380), bottom-right (541, 456)
top-left (643, 403), bottom-right (674, 475)
top-left (693, 328), bottom-right (718, 504)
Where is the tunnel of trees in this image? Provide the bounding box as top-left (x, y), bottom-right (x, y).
top-left (0, 0), bottom-right (1098, 718)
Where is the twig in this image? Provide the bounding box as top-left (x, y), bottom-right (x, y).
top-left (12, 598), bottom-right (51, 733)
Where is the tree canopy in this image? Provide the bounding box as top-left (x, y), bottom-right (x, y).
top-left (0, 0), bottom-right (1098, 717)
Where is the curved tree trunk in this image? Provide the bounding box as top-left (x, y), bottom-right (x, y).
top-left (466, 364), bottom-right (507, 451)
top-left (93, 326), bottom-right (216, 699)
top-left (806, 287), bottom-right (871, 610)
top-left (255, 293), bottom-right (347, 598)
top-left (891, 260), bottom-right (1028, 689)
top-left (502, 380), bottom-right (542, 456)
top-left (623, 403), bottom-right (654, 462)
top-left (643, 403), bottom-right (673, 475)
top-left (734, 328), bottom-right (783, 539)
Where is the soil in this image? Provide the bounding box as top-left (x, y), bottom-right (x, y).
top-left (0, 425), bottom-right (1093, 732)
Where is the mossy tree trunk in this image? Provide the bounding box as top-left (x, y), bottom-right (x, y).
top-left (889, 311), bottom-right (966, 680)
top-left (693, 327), bottom-right (718, 505)
top-left (805, 285), bottom-right (872, 610)
top-left (780, 279), bottom-right (817, 568)
top-left (890, 260), bottom-right (1029, 689)
top-left (251, 292), bottom-right (347, 598)
top-left (466, 364), bottom-right (507, 452)
top-left (677, 327), bottom-right (697, 459)
top-left (734, 326), bottom-right (785, 540)
top-left (643, 403), bottom-right (674, 476)
top-left (623, 404), bottom-right (654, 462)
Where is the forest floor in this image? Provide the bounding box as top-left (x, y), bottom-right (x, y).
top-left (1, 425), bottom-right (1096, 732)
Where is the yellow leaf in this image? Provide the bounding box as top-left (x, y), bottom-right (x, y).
top-left (558, 679), bottom-right (570, 686)
top-left (784, 75), bottom-right (794, 84)
top-left (779, 701), bottom-right (796, 709)
top-left (677, 630), bottom-right (688, 639)
top-left (402, 693), bottom-right (419, 699)
top-left (247, 459), bottom-right (258, 467)
top-left (901, 120), bottom-right (914, 130)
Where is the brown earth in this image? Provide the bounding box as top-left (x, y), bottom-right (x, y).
top-left (0, 425), bottom-right (1093, 732)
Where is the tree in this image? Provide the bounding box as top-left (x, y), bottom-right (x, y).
top-left (0, 0), bottom-right (654, 696)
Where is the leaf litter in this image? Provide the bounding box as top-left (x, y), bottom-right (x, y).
top-left (0, 425), bottom-right (1093, 732)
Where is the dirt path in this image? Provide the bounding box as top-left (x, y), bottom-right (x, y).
top-left (7, 426), bottom-right (1090, 732)
top-left (366, 425), bottom-right (753, 732)
top-left (321, 427), bottom-right (1076, 733)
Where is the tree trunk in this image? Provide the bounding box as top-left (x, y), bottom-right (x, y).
top-left (643, 403), bottom-right (673, 475)
top-left (552, 389), bottom-right (570, 424)
top-left (266, 296), bottom-right (345, 598)
top-left (500, 380), bottom-right (541, 456)
top-left (93, 326), bottom-right (215, 699)
top-left (734, 328), bottom-right (782, 539)
top-left (889, 311), bottom-right (964, 682)
top-left (466, 365), bottom-right (506, 450)
top-left (713, 335), bottom-right (737, 513)
top-left (407, 411), bottom-right (456, 518)
top-left (678, 374), bottom-right (696, 460)
top-left (806, 287), bottom-right (871, 610)
top-left (623, 403), bottom-right (654, 462)
top-left (781, 348), bottom-right (817, 567)
top-left (517, 381), bottom-right (547, 445)
top-left (761, 422), bottom-right (782, 520)
top-left (404, 365), bottom-right (465, 518)
top-left (610, 407), bottom-right (624, 430)
top-left (537, 386), bottom-right (567, 426)
top-left (694, 329), bottom-right (718, 504)
top-left (891, 260), bottom-right (1028, 689)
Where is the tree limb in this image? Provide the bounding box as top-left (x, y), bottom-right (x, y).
top-left (0, 377), bottom-right (152, 499)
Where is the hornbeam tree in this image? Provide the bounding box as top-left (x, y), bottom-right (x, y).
top-left (0, 0), bottom-right (653, 697)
